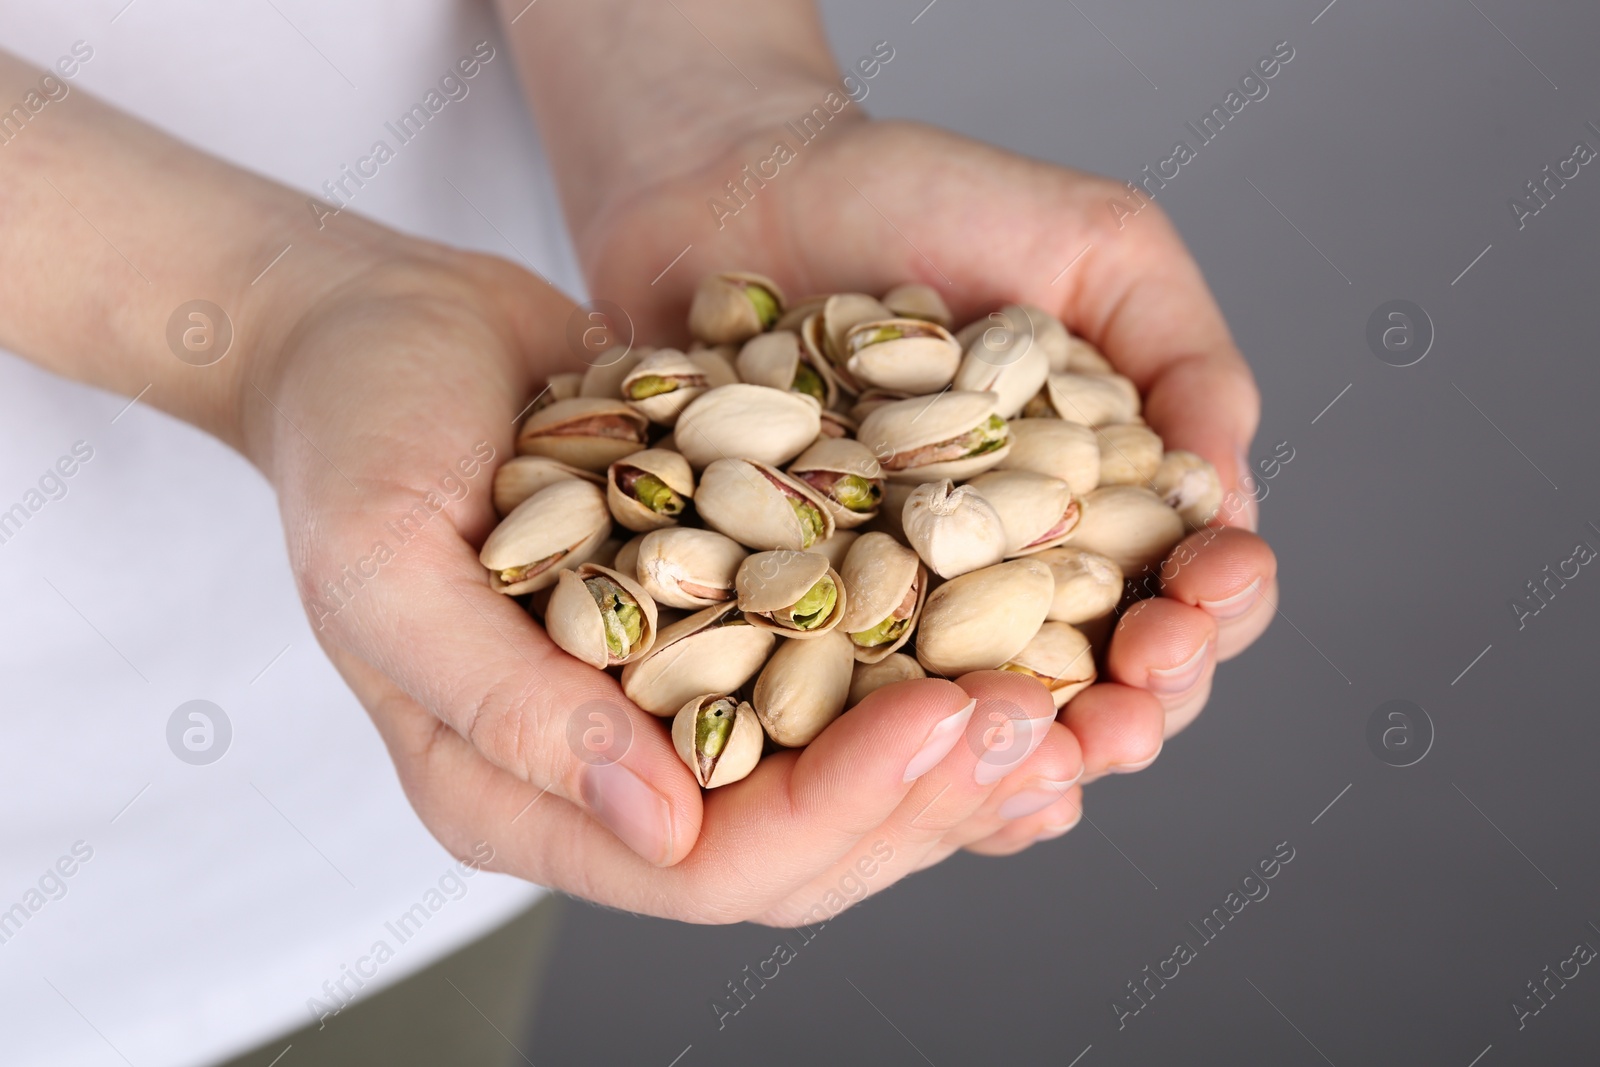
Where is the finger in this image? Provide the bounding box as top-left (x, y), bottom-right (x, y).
top-left (964, 785), bottom-right (1085, 856)
top-left (1105, 596), bottom-right (1219, 713)
top-left (1157, 526), bottom-right (1278, 660)
top-left (1061, 683), bottom-right (1166, 786)
top-left (931, 720), bottom-right (1085, 852)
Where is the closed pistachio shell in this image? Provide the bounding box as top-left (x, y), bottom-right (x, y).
top-left (838, 531), bottom-right (927, 663)
top-left (621, 349), bottom-right (709, 426)
top-left (606, 448), bottom-right (695, 533)
top-left (517, 397), bottom-right (650, 472)
top-left (882, 283), bottom-right (952, 326)
top-left (787, 437), bottom-right (884, 529)
top-left (688, 271), bottom-right (785, 344)
top-left (901, 480), bottom-right (1007, 579)
top-left (622, 603), bottom-right (776, 716)
top-left (636, 527), bottom-right (746, 610)
top-left (492, 456), bottom-right (604, 517)
top-left (580, 347), bottom-right (647, 398)
top-left (751, 629), bottom-right (855, 745)
top-left (674, 384), bottom-right (822, 470)
top-left (1001, 622), bottom-right (1096, 707)
top-left (1095, 423), bottom-right (1163, 486)
top-left (1045, 372), bottom-right (1141, 426)
top-left (545, 564), bottom-right (659, 669)
top-left (1063, 334), bottom-right (1113, 373)
top-left (696, 459), bottom-right (835, 551)
top-left (847, 653), bottom-right (927, 706)
top-left (736, 330), bottom-right (839, 409)
top-left (479, 479), bottom-right (610, 594)
top-left (672, 695), bottom-right (763, 788)
top-left (856, 391), bottom-right (1011, 484)
top-left (1062, 486), bottom-right (1185, 574)
top-left (997, 418), bottom-right (1101, 496)
top-left (807, 529), bottom-right (860, 571)
top-left (952, 324), bottom-right (1051, 419)
top-left (735, 551), bottom-right (847, 637)
top-left (1030, 546), bottom-right (1124, 624)
top-left (916, 558), bottom-right (1055, 676)
top-left (844, 318), bottom-right (961, 395)
top-left (686, 345), bottom-right (742, 389)
top-left (1152, 450), bottom-right (1223, 529)
top-left (964, 469), bottom-right (1081, 556)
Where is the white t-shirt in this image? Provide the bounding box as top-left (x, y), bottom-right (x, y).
top-left (0, 4), bottom-right (580, 1064)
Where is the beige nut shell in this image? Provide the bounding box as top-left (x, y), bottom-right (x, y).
top-left (847, 653), bottom-right (928, 706)
top-left (734, 551), bottom-right (847, 637)
top-left (1061, 486), bottom-right (1185, 575)
top-left (838, 532), bottom-right (927, 663)
top-left (492, 455), bottom-right (604, 517)
top-left (997, 418), bottom-right (1101, 496)
top-left (673, 384), bottom-right (822, 470)
top-left (915, 558), bottom-right (1054, 676)
top-left (900, 479), bottom-right (1007, 579)
top-left (635, 527), bottom-right (747, 610)
top-left (621, 349), bottom-right (709, 427)
top-left (964, 469), bottom-right (1080, 557)
top-left (517, 396), bottom-right (649, 472)
top-left (696, 458), bottom-right (836, 551)
top-left (479, 479), bottom-right (610, 595)
top-left (545, 563), bottom-right (660, 669)
top-left (856, 391), bottom-right (1010, 484)
top-left (751, 629), bottom-right (854, 746)
top-left (672, 695), bottom-right (764, 788)
top-left (1003, 621), bottom-right (1096, 708)
top-left (621, 603), bottom-right (776, 716)
top-left (687, 271), bottom-right (785, 345)
top-left (606, 448), bottom-right (696, 533)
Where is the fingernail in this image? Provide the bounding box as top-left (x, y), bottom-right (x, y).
top-left (974, 715), bottom-right (1056, 786)
top-left (580, 761), bottom-right (674, 866)
top-left (1234, 447), bottom-right (1260, 532)
top-left (1199, 577), bottom-right (1263, 619)
top-left (998, 773), bottom-right (1082, 820)
top-left (903, 699), bottom-right (976, 782)
top-left (1147, 640), bottom-right (1211, 694)
top-left (1108, 740), bottom-right (1164, 774)
top-left (1034, 808), bottom-right (1083, 840)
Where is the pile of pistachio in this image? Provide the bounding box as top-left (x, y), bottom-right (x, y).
top-left (481, 272), bottom-right (1222, 788)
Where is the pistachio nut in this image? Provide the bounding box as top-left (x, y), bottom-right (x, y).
top-left (614, 532), bottom-right (647, 580)
top-left (517, 396), bottom-right (650, 472)
top-left (951, 319), bottom-right (1051, 419)
top-left (1013, 304), bottom-right (1072, 371)
top-left (580, 347), bottom-right (647, 398)
top-left (621, 602), bottom-right (776, 716)
top-left (1061, 485), bottom-right (1185, 574)
top-left (916, 557), bottom-right (1054, 676)
top-left (685, 345), bottom-right (742, 389)
top-left (1045, 372), bottom-right (1141, 426)
top-left (843, 318), bottom-right (962, 395)
top-left (1000, 621), bottom-right (1096, 708)
top-left (735, 551), bottom-right (847, 637)
top-left (545, 563), bottom-right (659, 669)
top-left (673, 383), bottom-right (822, 470)
top-left (846, 653), bottom-right (927, 706)
top-left (696, 458), bottom-right (836, 551)
top-left (532, 371), bottom-right (583, 414)
top-left (807, 529), bottom-right (860, 571)
top-left (817, 293), bottom-right (893, 367)
top-left (787, 438), bottom-right (885, 529)
top-left (1151, 449), bottom-right (1223, 529)
top-left (954, 305), bottom-right (1069, 374)
top-left (735, 330), bottom-right (839, 409)
top-left (965, 469), bottom-right (1081, 556)
top-left (1095, 423), bottom-right (1163, 486)
top-left (492, 455), bottom-right (604, 517)
top-left (1063, 334), bottom-right (1113, 374)
top-left (479, 479), bottom-right (610, 594)
top-left (620, 349), bottom-right (709, 427)
top-left (775, 294), bottom-right (828, 333)
top-left (856, 390), bottom-right (1011, 484)
top-left (751, 629), bottom-right (855, 746)
top-left (900, 479), bottom-right (1007, 579)
top-left (1030, 546), bottom-right (1124, 624)
top-left (838, 531), bottom-right (927, 663)
top-left (993, 418), bottom-right (1098, 496)
top-left (606, 448), bottom-right (695, 533)
top-left (687, 271), bottom-right (785, 345)
top-left (671, 694), bottom-right (764, 788)
top-left (635, 527), bottom-right (747, 610)
top-left (881, 283), bottom-right (952, 326)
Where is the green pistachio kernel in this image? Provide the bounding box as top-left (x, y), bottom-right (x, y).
top-left (789, 576), bottom-right (838, 630)
top-left (850, 614), bottom-right (910, 649)
top-left (626, 375), bottom-right (680, 400)
top-left (632, 473), bottom-right (684, 515)
top-left (745, 285), bottom-right (781, 329)
top-left (832, 474), bottom-right (881, 513)
top-left (962, 414), bottom-right (1009, 458)
top-left (788, 498), bottom-right (826, 548)
top-left (695, 697), bottom-right (738, 776)
top-left (587, 577), bottom-right (643, 658)
top-left (790, 360), bottom-right (827, 402)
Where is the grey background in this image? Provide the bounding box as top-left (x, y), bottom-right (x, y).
top-left (529, 1), bottom-right (1600, 1063)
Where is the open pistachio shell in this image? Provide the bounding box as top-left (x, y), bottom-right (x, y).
top-left (672, 694), bottom-right (764, 788)
top-left (856, 391), bottom-right (1011, 484)
top-left (545, 564), bottom-right (659, 669)
top-left (1096, 423), bottom-right (1164, 486)
top-left (751, 629), bottom-right (854, 746)
top-left (1061, 485), bottom-right (1185, 574)
top-left (847, 653), bottom-right (927, 706)
top-left (606, 448), bottom-right (695, 533)
top-left (492, 456), bottom-right (604, 517)
top-left (964, 470), bottom-right (1081, 556)
top-left (838, 532), bottom-right (927, 663)
top-left (1045, 372), bottom-right (1141, 426)
top-left (997, 418), bottom-right (1101, 496)
top-left (1000, 622), bottom-right (1096, 708)
top-left (736, 330), bottom-right (840, 409)
top-left (735, 551), bottom-right (847, 637)
top-left (881, 283), bottom-right (953, 326)
top-left (580, 347), bottom-right (647, 398)
top-left (696, 459), bottom-right (836, 551)
top-left (1151, 450), bottom-right (1223, 529)
top-left (952, 325), bottom-right (1051, 419)
top-left (844, 318), bottom-right (962, 395)
top-left (1030, 546), bottom-right (1125, 624)
top-left (916, 558), bottom-right (1055, 676)
top-left (479, 479), bottom-right (610, 595)
top-left (787, 438), bottom-right (884, 529)
top-left (636, 527), bottom-right (747, 610)
top-left (688, 271), bottom-right (785, 344)
top-left (621, 349), bottom-right (709, 427)
top-left (622, 603), bottom-right (776, 716)
top-left (901, 479), bottom-right (1007, 579)
top-left (818, 293), bottom-right (893, 367)
top-left (673, 384), bottom-right (822, 470)
top-left (517, 397), bottom-right (650, 472)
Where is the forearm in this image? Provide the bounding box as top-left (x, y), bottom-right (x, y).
top-left (495, 0), bottom-right (842, 248)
